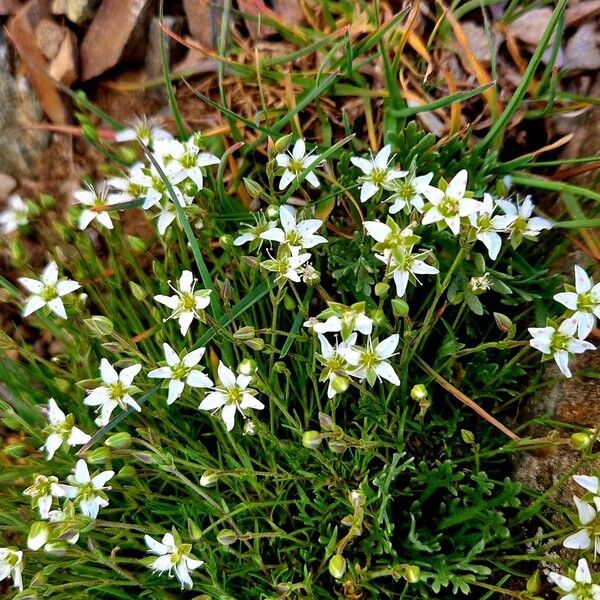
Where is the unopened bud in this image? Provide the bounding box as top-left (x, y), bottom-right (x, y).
top-left (410, 384), bottom-right (427, 401)
top-left (87, 447), bottom-right (111, 464)
top-left (302, 431), bottom-right (322, 450)
top-left (181, 180), bottom-right (199, 197)
top-left (234, 326), bottom-right (255, 340)
top-left (200, 470), bottom-right (218, 487)
top-left (243, 178), bottom-right (263, 199)
top-left (217, 529), bottom-right (237, 546)
top-left (245, 337), bottom-right (265, 351)
top-left (526, 569), bottom-right (541, 594)
top-left (238, 358), bottom-right (257, 376)
top-left (274, 134), bottom-right (293, 154)
top-left (28, 522), bottom-right (49, 551)
top-left (129, 281), bottom-right (146, 301)
top-left (328, 555), bottom-right (346, 579)
top-left (391, 298), bottom-right (409, 318)
top-left (328, 439), bottom-right (347, 454)
top-left (374, 282), bottom-right (389, 297)
top-left (571, 432), bottom-right (592, 451)
top-left (44, 541), bottom-right (68, 555)
top-left (331, 375), bottom-right (349, 394)
top-left (265, 205), bottom-right (279, 220)
top-left (243, 420), bottom-right (256, 436)
top-left (493, 312), bottom-right (513, 333)
top-left (105, 432), bottom-right (131, 449)
top-left (83, 316), bottom-right (114, 337)
top-left (302, 265), bottom-right (321, 287)
top-left (404, 565), bottom-right (420, 583)
top-left (127, 235), bottom-right (146, 253)
top-left (318, 412), bottom-right (334, 431)
top-left (219, 234), bottom-right (234, 250)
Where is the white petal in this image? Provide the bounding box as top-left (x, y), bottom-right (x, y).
top-left (178, 311), bottom-right (195, 336)
top-left (305, 171), bottom-right (320, 188)
top-left (42, 261), bottom-right (59, 285)
top-left (183, 347), bottom-right (205, 367)
top-left (78, 210), bottom-right (96, 230)
top-left (376, 334), bottom-right (399, 358)
top-left (563, 527), bottom-right (592, 549)
top-left (154, 294), bottom-right (179, 310)
top-left (56, 279), bottom-right (80, 296)
top-left (278, 169), bottom-right (295, 190)
top-left (363, 221), bottom-right (390, 243)
top-left (279, 205), bottom-right (296, 232)
top-left (186, 370), bottom-right (213, 388)
top-left (80, 497), bottom-right (102, 519)
top-left (217, 362), bottom-right (237, 387)
top-left (576, 558), bottom-right (592, 584)
top-left (100, 358), bottom-right (119, 384)
top-left (573, 475), bottom-right (600, 494)
top-left (393, 270), bottom-right (409, 297)
top-left (292, 138), bottom-right (306, 160)
top-left (47, 398), bottom-right (66, 425)
top-left (22, 295), bottom-right (46, 317)
top-left (148, 367), bottom-right (173, 379)
top-left (44, 433), bottom-right (64, 460)
top-left (374, 144), bottom-right (391, 169)
top-left (18, 277), bottom-right (44, 294)
top-left (554, 350), bottom-right (571, 378)
top-left (151, 554), bottom-right (173, 573)
top-left (553, 292), bottom-right (578, 311)
top-left (175, 560), bottom-right (193, 589)
top-left (575, 496), bottom-right (597, 525)
top-left (360, 181), bottom-right (379, 202)
top-left (47, 297), bottom-right (67, 319)
top-left (575, 265), bottom-right (592, 294)
top-left (196, 152), bottom-right (220, 167)
top-left (448, 169), bottom-right (467, 198)
top-left (144, 535), bottom-right (168, 555)
top-left (74, 459), bottom-right (90, 484)
top-left (179, 270), bottom-right (194, 293)
top-left (375, 362), bottom-right (400, 386)
top-left (221, 403), bottom-right (237, 431)
top-left (92, 470), bottom-right (114, 488)
top-left (84, 386), bottom-right (111, 406)
top-left (199, 392), bottom-right (227, 410)
top-left (240, 396), bottom-right (265, 410)
top-left (548, 572), bottom-right (576, 592)
top-left (167, 379), bottom-right (185, 404)
top-left (350, 156), bottom-right (373, 175)
top-left (120, 364), bottom-right (141, 386)
top-left (67, 427), bottom-right (91, 446)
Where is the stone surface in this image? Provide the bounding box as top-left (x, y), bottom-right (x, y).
top-left (51, 0), bottom-right (97, 24)
top-left (565, 22), bottom-right (600, 71)
top-left (80, 0), bottom-right (156, 81)
top-left (0, 173), bottom-right (17, 199)
top-left (183, 0), bottom-right (223, 48)
top-left (509, 7), bottom-right (553, 46)
top-left (0, 32), bottom-right (50, 176)
top-left (145, 15), bottom-right (186, 81)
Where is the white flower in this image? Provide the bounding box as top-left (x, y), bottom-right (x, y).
top-left (144, 531), bottom-right (203, 590)
top-left (376, 248), bottom-right (439, 297)
top-left (84, 358), bottom-right (142, 426)
top-left (154, 191), bottom-right (195, 236)
top-left (554, 266), bottom-right (600, 340)
top-left (156, 138), bottom-right (220, 191)
top-left (529, 317), bottom-right (595, 378)
top-left (564, 495), bottom-right (600, 555)
top-left (574, 474), bottom-right (600, 496)
top-left (316, 333), bottom-right (360, 398)
top-left (233, 216), bottom-right (279, 246)
top-left (41, 398), bottom-right (91, 460)
top-left (468, 193), bottom-right (513, 260)
top-left (0, 194), bottom-right (29, 234)
top-left (305, 301), bottom-right (373, 341)
top-left (421, 170), bottom-right (482, 235)
top-left (19, 261), bottom-right (81, 319)
top-left (352, 335), bottom-right (400, 386)
top-left (75, 182), bottom-right (116, 230)
top-left (107, 163), bottom-right (148, 205)
top-left (363, 219), bottom-right (419, 251)
top-left (386, 172), bottom-right (433, 214)
top-left (260, 205), bottom-right (327, 250)
top-left (350, 144), bottom-right (407, 202)
top-left (0, 547), bottom-right (23, 591)
top-left (548, 558), bottom-right (600, 600)
top-left (261, 247), bottom-right (311, 283)
top-left (275, 138), bottom-right (321, 190)
top-left (62, 459), bottom-right (114, 519)
top-left (149, 344), bottom-right (213, 404)
top-left (198, 361), bottom-right (264, 431)
top-left (154, 270), bottom-right (212, 336)
top-left (496, 196), bottom-right (552, 240)
top-left (23, 474), bottom-right (68, 518)
top-left (114, 116), bottom-right (172, 147)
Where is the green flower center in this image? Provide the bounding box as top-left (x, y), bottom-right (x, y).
top-left (478, 215), bottom-right (492, 231)
top-left (181, 152), bottom-right (196, 169)
top-left (550, 332), bottom-right (570, 353)
top-left (181, 293), bottom-right (196, 311)
top-left (359, 349), bottom-right (378, 370)
top-left (41, 285), bottom-right (58, 302)
top-left (513, 215), bottom-right (528, 234)
top-left (288, 159), bottom-right (304, 174)
top-left (109, 382), bottom-right (125, 401)
top-left (227, 386), bottom-right (243, 405)
top-left (578, 292), bottom-right (596, 312)
top-left (172, 364), bottom-right (188, 380)
top-left (285, 231), bottom-right (302, 246)
top-left (439, 196), bottom-right (459, 217)
top-left (396, 182), bottom-right (415, 200)
top-left (370, 169), bottom-right (387, 185)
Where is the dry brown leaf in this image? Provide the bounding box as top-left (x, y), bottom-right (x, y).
top-left (6, 0), bottom-right (67, 123)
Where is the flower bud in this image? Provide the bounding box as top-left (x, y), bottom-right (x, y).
top-left (274, 133), bottom-right (293, 154)
top-left (181, 180), bottom-right (199, 197)
top-left (217, 529), bottom-right (237, 546)
top-left (493, 312), bottom-right (513, 333)
top-left (28, 522), bottom-right (49, 551)
top-left (234, 326), bottom-right (255, 340)
top-left (302, 431), bottom-right (322, 450)
top-left (283, 294), bottom-right (296, 311)
top-left (83, 316), bottom-right (114, 338)
top-left (371, 309), bottom-right (386, 327)
top-left (571, 432), bottom-right (592, 451)
top-left (410, 384), bottom-right (428, 401)
top-left (404, 565), bottom-right (420, 583)
top-left (238, 358), bottom-right (257, 376)
top-left (391, 298), bottom-right (409, 318)
top-left (219, 234), bottom-right (234, 250)
top-left (318, 412), bottom-right (334, 431)
top-left (44, 541), bottom-right (68, 555)
top-left (105, 432), bottom-right (132, 449)
top-left (39, 193), bottom-right (55, 210)
top-left (328, 555), bottom-right (346, 579)
top-left (243, 178), bottom-right (263, 199)
top-left (460, 429), bottom-right (475, 445)
top-left (200, 470), bottom-right (218, 487)
top-left (302, 265), bottom-right (321, 287)
top-left (331, 375), bottom-right (349, 394)
top-left (245, 337), bottom-right (265, 351)
top-left (118, 465), bottom-right (136, 479)
top-left (118, 147), bottom-right (138, 164)
top-left (129, 281), bottom-right (146, 301)
top-left (243, 420), bottom-right (256, 436)
top-left (327, 439), bottom-right (347, 454)
top-left (87, 447), bottom-right (111, 464)
top-left (374, 282), bottom-right (389, 298)
top-left (265, 205), bottom-right (279, 220)
top-left (526, 569), bottom-right (541, 594)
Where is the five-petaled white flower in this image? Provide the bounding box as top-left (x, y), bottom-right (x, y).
top-left (305, 301), bottom-right (373, 341)
top-left (84, 358), bottom-right (142, 426)
top-left (144, 531), bottom-right (203, 590)
top-left (386, 172), bottom-right (433, 214)
top-left (154, 270), bottom-right (212, 336)
top-left (353, 335), bottom-right (400, 386)
top-left (114, 116), bottom-right (172, 147)
top-left (529, 317), bottom-right (595, 378)
top-left (316, 333), bottom-right (360, 398)
top-left (19, 261), bottom-right (81, 320)
top-left (350, 144), bottom-right (406, 203)
top-left (62, 459), bottom-right (114, 519)
top-left (564, 495), bottom-right (600, 555)
top-left (0, 194), bottom-right (29, 234)
top-left (554, 266), bottom-right (600, 340)
top-left (261, 247), bottom-right (311, 284)
top-left (376, 248), bottom-right (439, 297)
top-left (149, 343), bottom-right (213, 404)
top-left (75, 182), bottom-right (116, 230)
top-left (548, 558), bottom-right (600, 600)
top-left (155, 138), bottom-right (220, 191)
top-left (233, 215), bottom-right (279, 247)
top-left (23, 474), bottom-right (68, 518)
top-left (468, 193), bottom-right (513, 260)
top-left (421, 170), bottom-right (482, 235)
top-left (261, 205), bottom-right (327, 250)
top-left (198, 361), bottom-right (264, 431)
top-left (275, 138), bottom-right (321, 190)
top-left (496, 196), bottom-right (552, 240)
top-left (0, 547), bottom-right (23, 592)
top-left (41, 398), bottom-right (90, 460)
